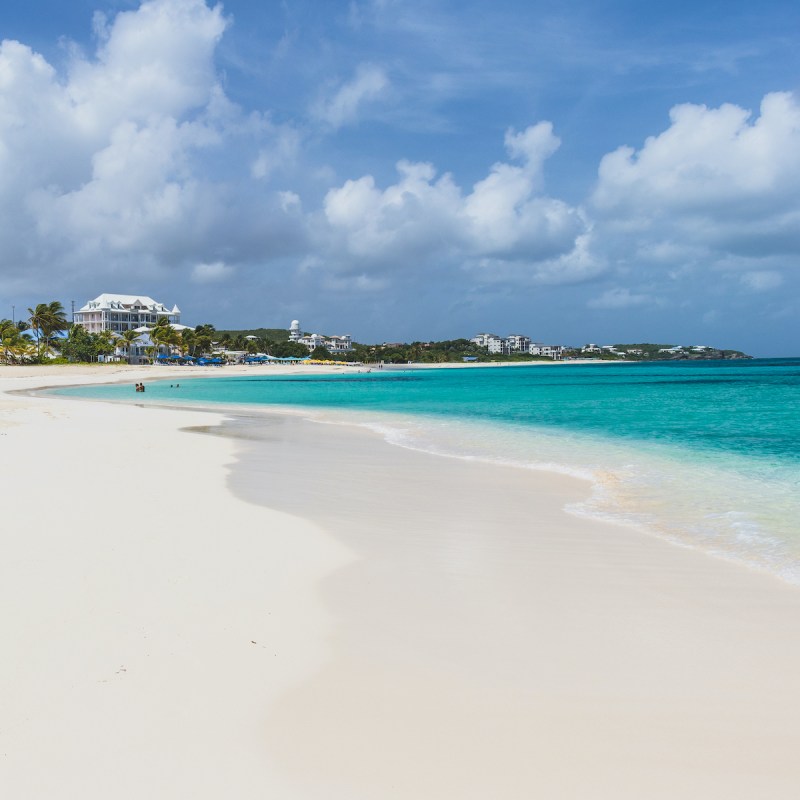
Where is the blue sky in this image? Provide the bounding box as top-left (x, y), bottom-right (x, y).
top-left (1, 0), bottom-right (799, 354)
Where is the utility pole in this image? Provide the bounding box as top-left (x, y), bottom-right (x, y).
top-left (11, 305), bottom-right (14, 325)
top-left (71, 300), bottom-right (75, 323)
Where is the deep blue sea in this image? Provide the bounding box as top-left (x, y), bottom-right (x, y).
top-left (56, 359), bottom-right (800, 582)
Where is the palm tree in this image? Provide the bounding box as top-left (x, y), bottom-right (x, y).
top-left (27, 301), bottom-right (68, 361)
top-left (60, 324), bottom-right (95, 362)
top-left (95, 329), bottom-right (117, 361)
top-left (193, 324), bottom-right (215, 357)
top-left (40, 300), bottom-right (68, 355)
top-left (147, 317), bottom-right (172, 362)
top-left (0, 319), bottom-right (33, 364)
top-left (26, 304), bottom-right (46, 356)
top-left (164, 326), bottom-right (182, 355)
top-left (118, 329), bottom-right (142, 364)
top-left (179, 328), bottom-right (196, 356)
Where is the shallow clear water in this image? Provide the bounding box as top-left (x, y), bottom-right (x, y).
top-left (56, 360), bottom-right (800, 581)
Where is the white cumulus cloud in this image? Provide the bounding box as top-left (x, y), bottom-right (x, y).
top-left (69, 0), bottom-right (228, 134)
top-left (593, 92), bottom-right (800, 260)
top-left (0, 0), bottom-right (307, 296)
top-left (594, 93), bottom-right (800, 213)
top-left (314, 63), bottom-right (389, 129)
top-left (587, 91), bottom-right (800, 311)
top-left (321, 123), bottom-right (591, 283)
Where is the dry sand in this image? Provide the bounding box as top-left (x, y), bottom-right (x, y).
top-left (2, 364), bottom-right (800, 798)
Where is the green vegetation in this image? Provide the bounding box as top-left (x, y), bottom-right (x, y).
top-left (203, 329), bottom-right (318, 361)
top-left (27, 301), bottom-right (69, 360)
top-left (202, 326), bottom-right (309, 358)
top-left (57, 325), bottom-right (128, 363)
top-left (352, 339), bottom-right (477, 363)
top-left (350, 339), bottom-right (553, 364)
top-left (204, 332), bottom-right (552, 363)
top-left (214, 327), bottom-right (290, 344)
top-left (0, 319), bottom-right (36, 363)
top-left (59, 325), bottom-right (102, 362)
top-left (1, 302), bottom-right (70, 364)
top-left (269, 341), bottom-right (309, 358)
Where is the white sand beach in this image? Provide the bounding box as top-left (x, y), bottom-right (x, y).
top-left (2, 365), bottom-right (800, 799)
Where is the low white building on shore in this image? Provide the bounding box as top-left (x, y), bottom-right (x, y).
top-left (506, 334), bottom-right (531, 352)
top-left (325, 335), bottom-right (354, 353)
top-left (291, 319), bottom-right (353, 353)
top-left (470, 333), bottom-right (500, 348)
top-left (296, 333), bottom-right (353, 353)
top-left (472, 332), bottom-right (563, 359)
top-left (487, 337), bottom-right (504, 354)
top-left (529, 344), bottom-right (564, 359)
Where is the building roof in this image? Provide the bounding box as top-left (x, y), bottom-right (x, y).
top-left (78, 294), bottom-right (177, 314)
top-left (131, 323), bottom-right (194, 334)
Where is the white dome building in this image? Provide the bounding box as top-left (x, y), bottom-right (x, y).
top-left (289, 320), bottom-right (301, 342)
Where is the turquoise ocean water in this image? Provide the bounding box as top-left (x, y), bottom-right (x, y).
top-left (56, 360), bottom-right (800, 582)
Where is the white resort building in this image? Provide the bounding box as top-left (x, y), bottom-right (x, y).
top-left (506, 334), bottom-right (531, 352)
top-left (74, 293), bottom-right (187, 365)
top-left (470, 333), bottom-right (498, 348)
top-left (74, 294), bottom-right (181, 334)
top-left (290, 320), bottom-right (353, 353)
top-left (471, 332), bottom-right (564, 359)
top-left (529, 344), bottom-right (564, 359)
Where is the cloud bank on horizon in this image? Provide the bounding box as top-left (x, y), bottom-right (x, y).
top-left (0, 0), bottom-right (798, 354)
